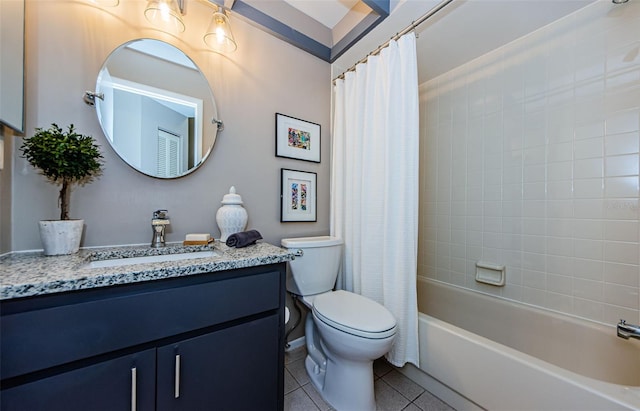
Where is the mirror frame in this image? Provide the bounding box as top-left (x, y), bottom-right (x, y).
top-left (92, 38), bottom-right (219, 179)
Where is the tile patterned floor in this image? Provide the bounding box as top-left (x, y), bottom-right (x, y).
top-left (284, 347), bottom-right (456, 411)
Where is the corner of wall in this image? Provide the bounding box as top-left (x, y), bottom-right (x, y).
top-left (0, 125), bottom-right (14, 253)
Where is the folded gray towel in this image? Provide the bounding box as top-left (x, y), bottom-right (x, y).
top-left (226, 230), bottom-right (263, 248)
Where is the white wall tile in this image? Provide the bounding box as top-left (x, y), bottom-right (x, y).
top-left (522, 235), bottom-right (546, 254)
top-left (604, 220), bottom-right (639, 242)
top-left (523, 182), bottom-right (546, 200)
top-left (574, 137), bottom-right (604, 160)
top-left (547, 218), bottom-right (573, 237)
top-left (604, 199), bottom-right (638, 220)
top-left (522, 269), bottom-right (546, 290)
top-left (546, 292), bottom-right (573, 313)
top-left (604, 283), bottom-right (639, 310)
top-left (605, 131), bottom-right (639, 156)
top-left (523, 218), bottom-right (546, 236)
top-left (574, 178), bottom-right (604, 199)
top-left (604, 262), bottom-right (640, 287)
top-left (574, 239), bottom-right (603, 260)
top-left (546, 200), bottom-right (573, 218)
top-left (574, 199), bottom-right (605, 219)
top-left (575, 96), bottom-right (606, 126)
top-left (575, 119), bottom-right (605, 140)
top-left (547, 255), bottom-right (574, 275)
top-left (548, 180), bottom-right (574, 200)
top-left (605, 109), bottom-right (640, 135)
top-left (545, 237), bottom-right (573, 257)
top-left (417, 1), bottom-right (640, 326)
top-left (548, 142), bottom-right (574, 163)
top-left (604, 241), bottom-right (640, 265)
top-left (573, 257), bottom-right (604, 281)
top-left (572, 219), bottom-right (603, 240)
top-left (522, 252), bottom-right (546, 271)
top-left (605, 176), bottom-right (640, 198)
top-left (547, 161), bottom-right (573, 181)
top-left (573, 278), bottom-right (604, 301)
top-left (575, 158), bottom-right (604, 179)
top-left (605, 154), bottom-right (639, 177)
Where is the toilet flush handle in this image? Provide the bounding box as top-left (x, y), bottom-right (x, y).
top-left (294, 249), bottom-right (304, 257)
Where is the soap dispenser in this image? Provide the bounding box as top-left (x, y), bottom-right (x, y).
top-left (216, 186), bottom-right (248, 242)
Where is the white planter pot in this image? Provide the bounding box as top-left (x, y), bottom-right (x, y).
top-left (38, 219), bottom-right (84, 256)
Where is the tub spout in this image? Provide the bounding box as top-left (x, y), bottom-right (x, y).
top-left (617, 319), bottom-right (640, 340)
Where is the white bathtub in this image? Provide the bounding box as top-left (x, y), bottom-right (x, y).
top-left (399, 278), bottom-right (640, 411)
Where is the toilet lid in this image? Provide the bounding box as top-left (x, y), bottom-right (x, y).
top-left (312, 290), bottom-right (396, 339)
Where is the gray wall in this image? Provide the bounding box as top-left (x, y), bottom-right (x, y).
top-left (9, 1), bottom-right (331, 250)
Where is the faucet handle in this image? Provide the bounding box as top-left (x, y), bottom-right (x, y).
top-left (153, 209), bottom-right (168, 219)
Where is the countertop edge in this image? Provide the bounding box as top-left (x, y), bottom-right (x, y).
top-left (1, 242), bottom-right (295, 301)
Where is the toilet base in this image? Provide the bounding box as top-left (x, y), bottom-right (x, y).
top-left (305, 352), bottom-right (377, 411)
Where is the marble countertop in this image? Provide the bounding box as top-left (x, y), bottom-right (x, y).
top-left (0, 241), bottom-right (294, 300)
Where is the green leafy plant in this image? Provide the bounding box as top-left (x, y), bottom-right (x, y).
top-left (20, 123), bottom-right (103, 220)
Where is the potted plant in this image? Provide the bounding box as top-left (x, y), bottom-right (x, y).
top-left (20, 123), bottom-right (103, 255)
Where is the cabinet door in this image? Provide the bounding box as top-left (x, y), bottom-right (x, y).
top-left (1, 349), bottom-right (156, 411)
top-left (157, 314), bottom-right (281, 411)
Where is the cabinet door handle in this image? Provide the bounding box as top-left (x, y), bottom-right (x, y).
top-left (174, 354), bottom-right (181, 399)
top-left (131, 367), bottom-right (137, 411)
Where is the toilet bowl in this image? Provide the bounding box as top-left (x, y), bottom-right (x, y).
top-left (282, 236), bottom-right (397, 411)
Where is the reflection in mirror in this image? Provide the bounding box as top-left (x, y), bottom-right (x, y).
top-left (0, 0), bottom-right (25, 133)
top-left (94, 39), bottom-right (218, 178)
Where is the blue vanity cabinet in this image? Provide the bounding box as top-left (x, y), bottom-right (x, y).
top-left (156, 314), bottom-right (280, 410)
top-left (1, 349), bottom-right (157, 411)
top-left (0, 263), bottom-right (286, 411)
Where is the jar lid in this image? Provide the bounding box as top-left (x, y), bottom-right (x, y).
top-left (221, 186), bottom-right (244, 205)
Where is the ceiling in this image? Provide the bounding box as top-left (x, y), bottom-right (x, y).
top-left (214, 0), bottom-right (600, 80)
top-left (213, 0), bottom-right (390, 62)
top-left (282, 0), bottom-right (360, 28)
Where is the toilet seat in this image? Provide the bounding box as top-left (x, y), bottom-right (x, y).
top-left (312, 290), bottom-right (396, 339)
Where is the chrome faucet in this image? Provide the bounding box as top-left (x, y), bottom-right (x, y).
top-left (151, 209), bottom-right (170, 248)
top-left (617, 319), bottom-right (640, 340)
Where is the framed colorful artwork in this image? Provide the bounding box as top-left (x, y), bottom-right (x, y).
top-left (275, 113), bottom-right (321, 163)
top-left (280, 169), bottom-right (317, 222)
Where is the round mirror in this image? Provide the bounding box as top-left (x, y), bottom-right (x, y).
top-left (93, 39), bottom-right (218, 178)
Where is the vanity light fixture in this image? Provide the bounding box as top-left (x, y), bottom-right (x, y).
top-left (203, 6), bottom-right (237, 53)
top-left (144, 0), bottom-right (186, 34)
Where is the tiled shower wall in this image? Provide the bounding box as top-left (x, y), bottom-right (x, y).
top-left (418, 1), bottom-right (640, 326)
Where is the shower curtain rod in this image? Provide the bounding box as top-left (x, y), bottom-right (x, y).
top-left (333, 0), bottom-right (454, 82)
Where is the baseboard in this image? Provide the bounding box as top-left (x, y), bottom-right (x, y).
top-left (285, 336), bottom-right (305, 352)
top-left (398, 364), bottom-right (484, 411)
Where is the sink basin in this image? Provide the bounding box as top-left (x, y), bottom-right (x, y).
top-left (87, 250), bottom-right (220, 269)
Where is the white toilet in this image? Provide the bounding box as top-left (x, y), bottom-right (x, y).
top-left (282, 236), bottom-right (396, 411)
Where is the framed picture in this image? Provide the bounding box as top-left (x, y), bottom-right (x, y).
top-left (275, 113), bottom-right (321, 163)
top-left (281, 169), bottom-right (317, 222)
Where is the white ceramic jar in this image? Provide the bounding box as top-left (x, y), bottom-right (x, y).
top-left (215, 186), bottom-right (248, 242)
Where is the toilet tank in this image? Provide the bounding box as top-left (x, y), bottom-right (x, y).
top-left (281, 236), bottom-right (343, 296)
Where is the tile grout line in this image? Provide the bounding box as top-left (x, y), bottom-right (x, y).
top-left (284, 349), bottom-right (455, 411)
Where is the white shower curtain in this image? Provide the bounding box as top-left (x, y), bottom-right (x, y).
top-left (331, 32), bottom-right (419, 367)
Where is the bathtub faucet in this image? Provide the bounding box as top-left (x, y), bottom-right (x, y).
top-left (617, 319), bottom-right (640, 340)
